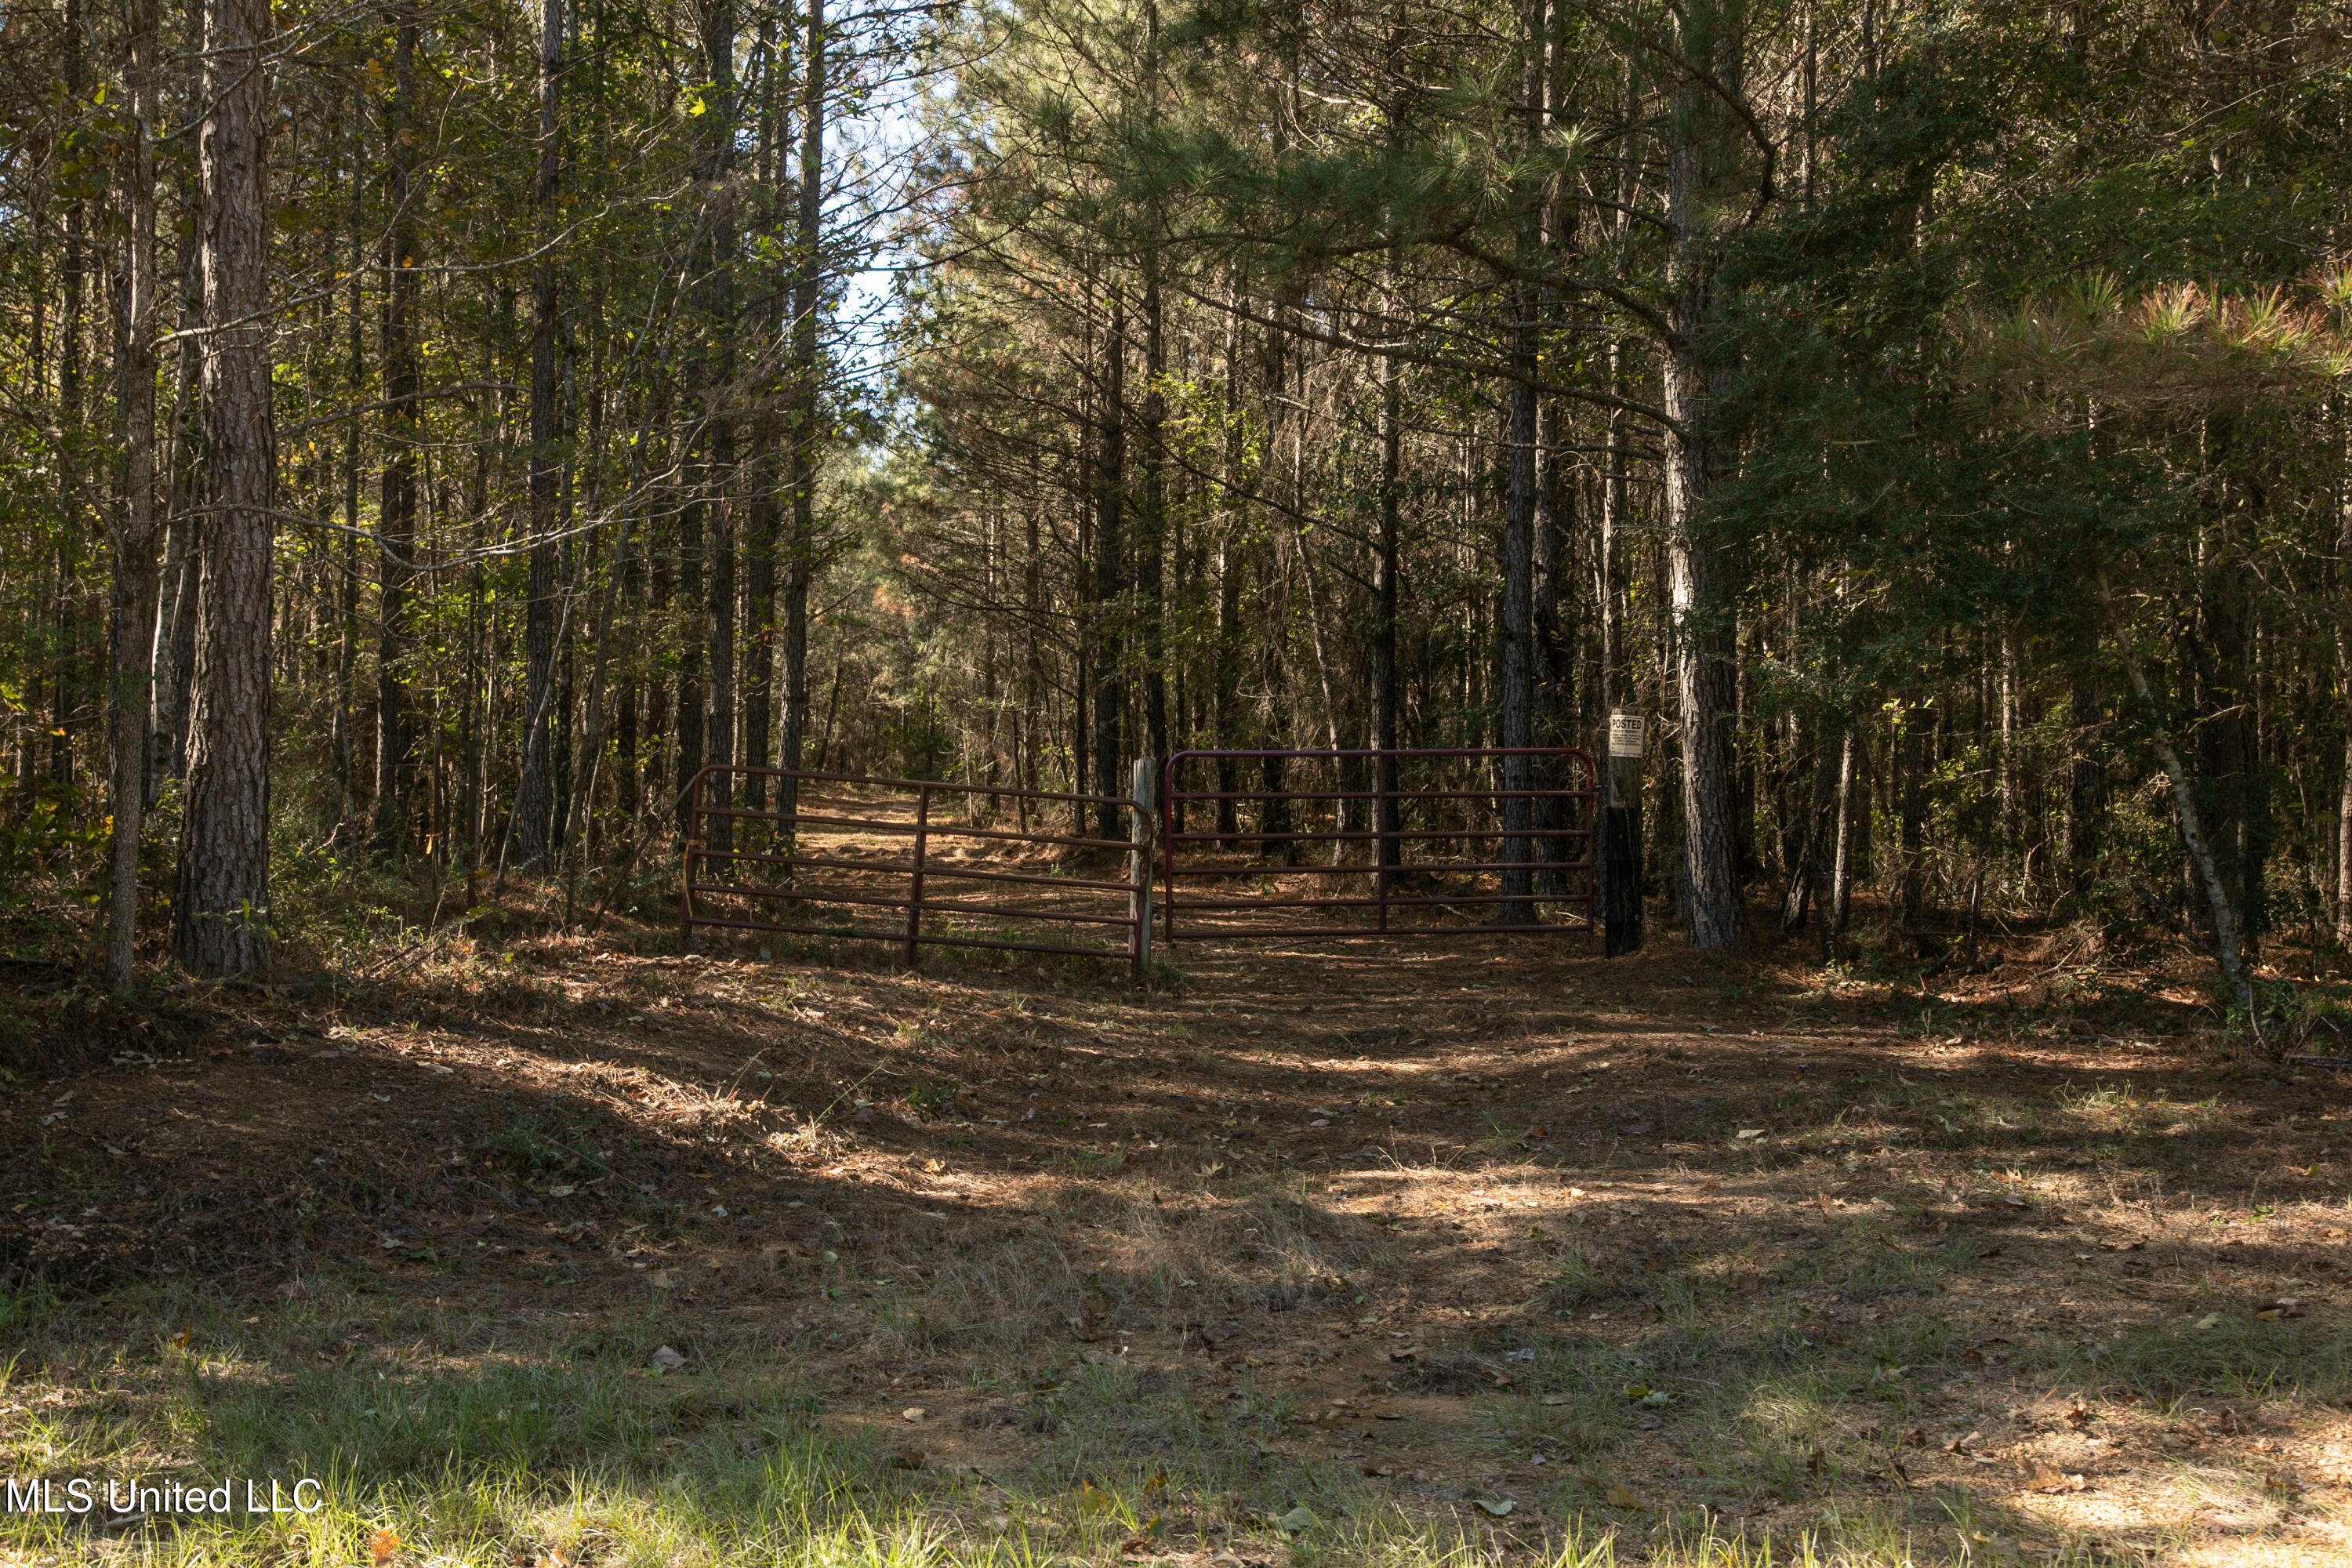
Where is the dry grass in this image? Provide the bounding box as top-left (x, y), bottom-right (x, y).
top-left (3, 922), bottom-right (2350, 1566)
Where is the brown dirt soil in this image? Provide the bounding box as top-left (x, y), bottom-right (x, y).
top-left (4, 924), bottom-right (2350, 1564)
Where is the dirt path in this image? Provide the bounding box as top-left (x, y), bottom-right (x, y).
top-left (3, 928), bottom-right (2348, 1564)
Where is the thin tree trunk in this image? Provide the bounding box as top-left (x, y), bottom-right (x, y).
top-left (1780, 723), bottom-right (1834, 935)
top-left (172, 0), bottom-right (274, 977)
top-left (333, 85), bottom-right (364, 842)
top-left (778, 0), bottom-right (823, 836)
top-left (1092, 286), bottom-right (1126, 842)
top-left (1373, 266), bottom-right (1401, 874)
top-left (517, 0), bottom-right (565, 867)
top-left (1660, 36), bottom-right (1740, 949)
top-left (105, 0), bottom-right (162, 991)
top-left (149, 122), bottom-right (204, 800)
top-left (741, 15), bottom-right (784, 818)
top-left (372, 5), bottom-right (420, 867)
top-left (1497, 18), bottom-right (1540, 922)
top-left (1139, 271), bottom-right (1168, 764)
top-left (2100, 572), bottom-right (2252, 1014)
top-left (1828, 723), bottom-right (1858, 946)
top-left (2333, 434), bottom-right (2352, 945)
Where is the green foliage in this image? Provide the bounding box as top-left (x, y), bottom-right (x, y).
top-left (474, 1115), bottom-right (612, 1178)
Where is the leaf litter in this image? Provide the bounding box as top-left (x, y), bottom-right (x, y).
top-left (2, 927), bottom-right (2347, 1565)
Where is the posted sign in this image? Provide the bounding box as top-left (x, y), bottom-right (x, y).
top-left (1607, 710), bottom-right (1644, 758)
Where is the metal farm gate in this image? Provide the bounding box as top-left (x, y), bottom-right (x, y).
top-left (1157, 746), bottom-right (1597, 943)
top-left (679, 765), bottom-right (1154, 977)
top-left (679, 748), bottom-right (1596, 974)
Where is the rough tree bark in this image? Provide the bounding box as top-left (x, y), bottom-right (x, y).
top-left (172, 0), bottom-right (274, 977)
top-left (697, 0), bottom-right (739, 857)
top-left (372, 5), bottom-right (420, 866)
top-left (104, 0), bottom-right (162, 990)
top-left (778, 0), bottom-right (824, 834)
top-left (516, 0), bottom-right (565, 867)
top-left (1658, 9), bottom-right (1742, 949)
top-left (1091, 286), bottom-right (1127, 843)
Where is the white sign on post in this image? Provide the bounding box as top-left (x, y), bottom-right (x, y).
top-left (1607, 710), bottom-right (1644, 759)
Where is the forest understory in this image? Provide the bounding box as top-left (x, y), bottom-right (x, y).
top-left (3, 905), bottom-right (2349, 1568)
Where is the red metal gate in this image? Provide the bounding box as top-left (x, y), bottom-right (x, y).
top-left (1157, 746), bottom-right (1596, 942)
top-left (681, 766), bottom-right (1152, 976)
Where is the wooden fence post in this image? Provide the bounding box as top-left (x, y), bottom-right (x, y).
top-left (1604, 710), bottom-right (1644, 956)
top-left (904, 785), bottom-right (932, 968)
top-left (1130, 757), bottom-right (1155, 981)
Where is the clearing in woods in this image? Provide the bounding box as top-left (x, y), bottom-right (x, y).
top-left (2, 931), bottom-right (2348, 1567)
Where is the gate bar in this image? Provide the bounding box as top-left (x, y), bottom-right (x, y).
top-left (1159, 746), bottom-right (1597, 944)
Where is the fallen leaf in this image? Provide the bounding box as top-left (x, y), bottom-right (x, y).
top-left (2195, 1312), bottom-right (2223, 1330)
top-left (1473, 1498), bottom-right (1514, 1518)
top-left (368, 1527), bottom-right (401, 1566)
top-left (1540, 1393), bottom-right (1573, 1406)
top-left (902, 1406), bottom-right (928, 1421)
top-left (2020, 1460), bottom-right (2086, 1494)
top-left (648, 1345), bottom-right (688, 1370)
top-left (1275, 1504), bottom-right (1319, 1533)
top-left (1606, 1481), bottom-right (1645, 1509)
top-left (1735, 1128), bottom-right (1766, 1140)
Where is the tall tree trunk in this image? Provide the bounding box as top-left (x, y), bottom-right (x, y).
top-left (332, 86), bottom-right (364, 842)
top-left (698, 0), bottom-right (739, 856)
top-left (172, 0), bottom-right (274, 976)
top-left (372, 5), bottom-right (420, 867)
top-left (1497, 0), bottom-right (1546, 925)
top-left (1660, 31), bottom-right (1740, 949)
top-left (675, 507), bottom-right (706, 830)
top-left (742, 18), bottom-right (784, 818)
top-left (1212, 291), bottom-right (1244, 835)
top-left (778, 0), bottom-right (823, 833)
top-left (56, 0), bottom-right (87, 800)
top-left (105, 0), bottom-right (162, 991)
top-left (517, 0), bottom-right (566, 867)
top-left (1092, 286), bottom-right (1126, 842)
top-left (1497, 320), bottom-right (1537, 922)
top-left (1139, 271), bottom-right (1167, 765)
top-left (149, 102), bottom-right (205, 801)
top-left (2336, 445), bottom-right (2352, 944)
top-left (1373, 274), bottom-right (1401, 874)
